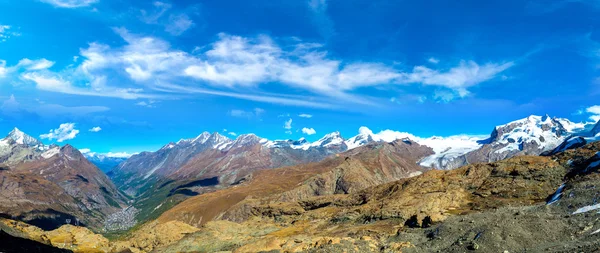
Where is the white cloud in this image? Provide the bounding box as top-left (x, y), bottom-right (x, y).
top-left (0, 25), bottom-right (20, 42)
top-left (89, 126), bottom-right (102, 132)
top-left (136, 100), bottom-right (157, 108)
top-left (228, 132), bottom-right (237, 136)
top-left (17, 58), bottom-right (55, 70)
top-left (80, 148), bottom-right (92, 154)
top-left (11, 29), bottom-right (514, 108)
top-left (40, 0), bottom-right (99, 8)
top-left (403, 60), bottom-right (514, 97)
top-left (0, 60), bottom-right (7, 78)
top-left (21, 72), bottom-right (147, 99)
top-left (302, 127), bottom-right (316, 135)
top-left (586, 105), bottom-right (600, 122)
top-left (284, 118), bottom-right (293, 130)
top-left (80, 148), bottom-right (136, 158)
top-left (298, 113), bottom-right (313, 118)
top-left (165, 14), bottom-right (195, 36)
top-left (229, 108), bottom-right (265, 118)
top-left (40, 123), bottom-right (80, 142)
top-left (428, 57), bottom-right (440, 64)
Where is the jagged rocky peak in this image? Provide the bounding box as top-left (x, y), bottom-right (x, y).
top-left (60, 144), bottom-right (83, 157)
top-left (194, 132), bottom-right (232, 150)
top-left (5, 127), bottom-right (43, 146)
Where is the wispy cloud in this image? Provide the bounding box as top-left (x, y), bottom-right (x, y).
top-left (139, 2), bottom-right (195, 36)
top-left (284, 118), bottom-right (293, 134)
top-left (40, 123), bottom-right (80, 142)
top-left (9, 29), bottom-right (514, 108)
top-left (89, 126), bottom-right (102, 132)
top-left (165, 14), bottom-right (195, 35)
top-left (136, 100), bottom-right (157, 108)
top-left (1, 94), bottom-right (109, 120)
top-left (302, 127), bottom-right (316, 135)
top-left (229, 108), bottom-right (265, 118)
top-left (0, 25), bottom-right (20, 42)
top-left (20, 72), bottom-right (148, 99)
top-left (17, 58), bottom-right (55, 70)
top-left (308, 0), bottom-right (335, 39)
top-left (402, 60), bottom-right (515, 97)
top-left (298, 114), bottom-right (313, 118)
top-left (428, 57), bottom-right (440, 64)
top-left (0, 60), bottom-right (7, 78)
top-left (228, 132), bottom-right (237, 136)
top-left (139, 1), bottom-right (172, 24)
top-left (39, 0), bottom-right (99, 8)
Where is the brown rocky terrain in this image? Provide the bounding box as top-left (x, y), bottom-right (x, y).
top-left (157, 139), bottom-right (433, 226)
top-left (150, 142), bottom-right (599, 252)
top-left (0, 168), bottom-right (84, 230)
top-left (0, 129), bottom-right (128, 231)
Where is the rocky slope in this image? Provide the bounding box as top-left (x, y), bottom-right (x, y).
top-left (156, 139), bottom-right (434, 227)
top-left (153, 141), bottom-right (600, 252)
top-left (0, 128), bottom-right (127, 231)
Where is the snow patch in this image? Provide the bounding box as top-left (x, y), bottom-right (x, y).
top-left (546, 183), bottom-right (565, 205)
top-left (41, 147), bottom-right (60, 159)
top-left (572, 203), bottom-right (600, 214)
top-left (144, 158), bottom-right (167, 179)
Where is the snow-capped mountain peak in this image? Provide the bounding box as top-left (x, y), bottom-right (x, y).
top-left (6, 127), bottom-right (42, 147)
top-left (207, 132), bottom-right (232, 150)
top-left (226, 134), bottom-right (266, 149)
top-left (345, 127), bottom-right (377, 149)
top-left (491, 115), bottom-right (576, 154)
top-left (192, 131), bottom-right (212, 143)
top-left (312, 131), bottom-right (345, 148)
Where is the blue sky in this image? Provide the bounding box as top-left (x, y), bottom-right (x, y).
top-left (1, 0), bottom-right (600, 154)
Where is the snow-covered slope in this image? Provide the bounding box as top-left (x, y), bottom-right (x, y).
top-left (6, 128), bottom-right (43, 146)
top-left (551, 120), bottom-right (600, 154)
top-left (417, 135), bottom-right (487, 169)
top-left (420, 115), bottom-right (591, 170)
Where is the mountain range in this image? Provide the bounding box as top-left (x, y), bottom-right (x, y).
top-left (109, 114), bottom-right (596, 196)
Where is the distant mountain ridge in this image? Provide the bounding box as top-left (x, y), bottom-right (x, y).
top-left (111, 114), bottom-right (596, 197)
top-left (82, 151), bottom-right (131, 174)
